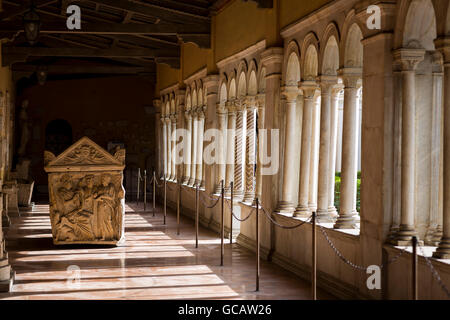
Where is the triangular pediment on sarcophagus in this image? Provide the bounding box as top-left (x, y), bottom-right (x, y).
top-left (44, 136), bottom-right (125, 172)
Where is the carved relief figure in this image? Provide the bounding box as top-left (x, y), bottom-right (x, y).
top-left (94, 174), bottom-right (116, 240)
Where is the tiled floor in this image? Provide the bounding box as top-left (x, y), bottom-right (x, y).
top-left (0, 203), bottom-right (335, 300)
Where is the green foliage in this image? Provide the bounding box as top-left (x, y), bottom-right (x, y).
top-left (334, 172), bottom-right (361, 213)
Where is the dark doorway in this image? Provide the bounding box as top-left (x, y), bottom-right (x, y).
top-left (45, 119), bottom-right (73, 156)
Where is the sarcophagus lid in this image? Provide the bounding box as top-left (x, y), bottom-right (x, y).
top-left (44, 137), bottom-right (126, 245)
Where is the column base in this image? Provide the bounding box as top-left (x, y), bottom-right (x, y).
top-left (188, 178), bottom-right (196, 187)
top-left (242, 191), bottom-right (255, 205)
top-left (390, 225), bottom-right (421, 246)
top-left (224, 187), bottom-right (232, 198)
top-left (182, 176), bottom-right (190, 185)
top-left (308, 203), bottom-right (317, 212)
top-left (328, 206), bottom-right (338, 217)
top-left (334, 212), bottom-right (358, 229)
top-left (316, 209), bottom-right (335, 223)
top-left (195, 179), bottom-right (201, 187)
top-left (293, 205), bottom-right (311, 218)
top-left (275, 201), bottom-right (295, 214)
top-left (433, 237), bottom-right (450, 259)
top-left (214, 184), bottom-right (223, 195)
top-left (0, 258), bottom-right (13, 292)
top-left (232, 189), bottom-right (244, 201)
top-left (200, 180), bottom-right (205, 190)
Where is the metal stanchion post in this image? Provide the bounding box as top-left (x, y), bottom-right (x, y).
top-left (412, 236), bottom-right (418, 300)
top-left (256, 197), bottom-right (260, 292)
top-left (196, 184), bottom-right (199, 248)
top-left (143, 170), bottom-right (147, 212)
top-left (230, 181), bottom-right (233, 244)
top-left (163, 174), bottom-right (167, 225)
top-left (152, 171), bottom-right (156, 217)
top-left (137, 168), bottom-right (141, 207)
top-left (312, 212), bottom-right (317, 300)
top-left (221, 180), bottom-right (225, 266)
top-left (177, 179), bottom-right (181, 236)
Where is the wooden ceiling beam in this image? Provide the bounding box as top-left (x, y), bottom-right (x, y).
top-left (2, 46), bottom-right (179, 66)
top-left (0, 0), bottom-right (58, 21)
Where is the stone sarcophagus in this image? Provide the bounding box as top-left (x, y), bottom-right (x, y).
top-left (44, 137), bottom-right (126, 245)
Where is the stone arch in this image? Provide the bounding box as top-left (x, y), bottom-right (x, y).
top-left (198, 87), bottom-right (203, 106)
top-left (258, 67), bottom-right (266, 94)
top-left (284, 40), bottom-right (301, 86)
top-left (219, 82), bottom-right (228, 104)
top-left (320, 23), bottom-right (340, 76)
top-left (394, 0), bottom-right (437, 50)
top-left (229, 75), bottom-right (237, 100)
top-left (186, 92), bottom-right (192, 111)
top-left (301, 32), bottom-right (319, 81)
top-left (192, 85), bottom-right (198, 108)
top-left (403, 0), bottom-right (437, 50)
top-left (170, 96), bottom-right (175, 114)
top-left (343, 23), bottom-right (363, 68)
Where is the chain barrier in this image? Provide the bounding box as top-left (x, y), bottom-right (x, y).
top-left (199, 192), bottom-right (221, 209)
top-left (418, 244), bottom-right (450, 298)
top-left (319, 224), bottom-right (409, 271)
top-left (226, 199), bottom-right (256, 222)
top-left (260, 206), bottom-right (313, 230)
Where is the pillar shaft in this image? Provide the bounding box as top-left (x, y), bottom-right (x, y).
top-left (161, 117), bottom-right (168, 178)
top-left (434, 39), bottom-right (450, 258)
top-left (309, 97), bottom-right (320, 211)
top-left (183, 112), bottom-right (192, 185)
top-left (275, 87), bottom-right (299, 213)
top-left (335, 73), bottom-right (360, 229)
top-left (166, 118), bottom-right (172, 180)
top-left (392, 49), bottom-right (425, 245)
top-left (243, 98), bottom-right (257, 204)
top-left (195, 109), bottom-right (205, 186)
top-left (295, 83), bottom-right (317, 216)
top-left (189, 112), bottom-right (198, 186)
top-left (316, 77), bottom-right (336, 223)
top-left (225, 103), bottom-right (236, 196)
top-left (328, 86), bottom-right (342, 216)
top-left (233, 101), bottom-right (246, 200)
top-left (171, 116), bottom-right (177, 181)
top-left (215, 105), bottom-right (227, 194)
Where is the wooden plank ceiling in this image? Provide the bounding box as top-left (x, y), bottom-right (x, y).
top-left (0, 0), bottom-right (225, 81)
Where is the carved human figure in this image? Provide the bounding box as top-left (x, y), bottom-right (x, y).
top-left (94, 174), bottom-right (116, 240)
top-left (18, 100), bottom-right (30, 157)
top-left (53, 175), bottom-right (95, 241)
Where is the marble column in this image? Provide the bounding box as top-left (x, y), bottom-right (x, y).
top-left (316, 76), bottom-right (336, 223)
top-left (328, 85), bottom-right (343, 217)
top-left (182, 111), bottom-right (192, 185)
top-left (215, 104), bottom-right (228, 194)
top-left (275, 86), bottom-right (299, 214)
top-left (255, 94), bottom-right (265, 200)
top-left (294, 82), bottom-right (317, 217)
top-left (189, 110), bottom-right (198, 186)
top-left (161, 116), bottom-right (168, 178)
top-left (166, 117), bottom-right (172, 180)
top-left (391, 49), bottom-right (425, 245)
top-left (171, 114), bottom-right (177, 181)
top-left (309, 94), bottom-right (321, 211)
top-left (233, 100), bottom-right (247, 201)
top-left (335, 70), bottom-right (361, 229)
top-left (195, 107), bottom-right (205, 186)
top-left (434, 39), bottom-right (450, 258)
top-left (225, 102), bottom-right (236, 197)
top-left (243, 97), bottom-right (257, 204)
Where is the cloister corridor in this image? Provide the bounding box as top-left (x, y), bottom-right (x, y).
top-left (0, 203), bottom-right (334, 300)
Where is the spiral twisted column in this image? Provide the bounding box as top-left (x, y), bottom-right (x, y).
top-left (215, 104), bottom-right (228, 194)
top-left (225, 102), bottom-right (236, 197)
top-left (195, 107), bottom-right (205, 187)
top-left (233, 99), bottom-right (247, 201)
top-left (170, 114), bottom-right (177, 181)
top-left (182, 111), bottom-right (192, 185)
top-left (243, 96), bottom-right (257, 204)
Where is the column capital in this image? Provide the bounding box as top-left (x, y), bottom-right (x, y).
top-left (261, 47), bottom-right (284, 75)
top-left (339, 68), bottom-right (362, 88)
top-left (331, 83), bottom-right (345, 97)
top-left (245, 95), bottom-right (257, 109)
top-left (393, 48), bottom-right (426, 72)
top-left (216, 104), bottom-right (228, 115)
top-left (434, 37), bottom-right (450, 65)
top-left (256, 93), bottom-right (266, 109)
top-left (170, 114), bottom-right (177, 123)
top-left (317, 75), bottom-right (338, 94)
top-left (281, 85), bottom-right (299, 102)
top-left (184, 110), bottom-right (192, 120)
top-left (226, 101), bottom-right (237, 114)
top-left (203, 74), bottom-right (220, 95)
top-left (299, 81), bottom-right (319, 99)
top-left (164, 116), bottom-right (171, 123)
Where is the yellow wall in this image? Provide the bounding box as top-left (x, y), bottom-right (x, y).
top-left (155, 0), bottom-right (331, 95)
